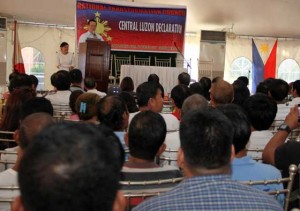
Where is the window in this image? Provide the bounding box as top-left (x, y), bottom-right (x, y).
top-left (230, 57), bottom-right (252, 87)
top-left (21, 47), bottom-right (45, 90)
top-left (278, 59), bottom-right (300, 83)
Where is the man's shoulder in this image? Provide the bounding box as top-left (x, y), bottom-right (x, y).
top-left (133, 177), bottom-right (282, 211)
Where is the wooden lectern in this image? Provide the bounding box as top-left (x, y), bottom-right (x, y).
top-left (78, 38), bottom-right (111, 92)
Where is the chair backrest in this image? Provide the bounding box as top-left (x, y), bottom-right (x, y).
top-left (0, 186), bottom-right (20, 211)
top-left (159, 148), bottom-right (178, 166)
top-left (114, 55), bottom-right (131, 77)
top-left (0, 131), bottom-right (15, 143)
top-left (155, 57), bottom-right (171, 67)
top-left (134, 55), bottom-right (151, 66)
top-left (246, 148), bottom-right (264, 161)
top-left (0, 160), bottom-right (16, 171)
top-left (121, 177), bottom-right (183, 210)
top-left (241, 164), bottom-right (297, 211)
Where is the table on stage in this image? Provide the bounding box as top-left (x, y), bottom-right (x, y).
top-left (120, 65), bottom-right (187, 94)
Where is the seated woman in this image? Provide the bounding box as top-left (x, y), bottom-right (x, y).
top-left (75, 93), bottom-right (100, 124)
top-left (120, 76), bottom-right (135, 97)
top-left (69, 90), bottom-right (84, 121)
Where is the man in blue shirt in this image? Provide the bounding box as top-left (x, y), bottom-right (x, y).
top-left (134, 108), bottom-right (282, 211)
top-left (218, 104), bottom-right (284, 206)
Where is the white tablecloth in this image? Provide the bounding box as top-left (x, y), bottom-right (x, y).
top-left (120, 65), bottom-right (187, 94)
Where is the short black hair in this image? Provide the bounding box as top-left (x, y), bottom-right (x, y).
top-left (217, 104), bottom-right (251, 154)
top-left (189, 82), bottom-right (204, 96)
top-left (136, 82), bottom-right (161, 107)
top-left (60, 42), bottom-right (69, 48)
top-left (97, 95), bottom-right (128, 131)
top-left (19, 123), bottom-right (123, 211)
top-left (171, 84), bottom-right (190, 109)
top-left (88, 19), bottom-right (97, 25)
top-left (243, 94), bottom-right (277, 130)
top-left (50, 70), bottom-right (71, 91)
top-left (128, 111), bottom-right (166, 161)
top-left (293, 80), bottom-right (300, 97)
top-left (232, 80), bottom-right (250, 106)
top-left (180, 108), bottom-right (233, 169)
top-left (178, 72), bottom-right (190, 86)
top-left (148, 74), bottom-right (159, 83)
top-left (8, 73), bottom-right (32, 92)
top-left (21, 97), bottom-right (54, 120)
top-left (29, 75), bottom-right (39, 89)
top-left (84, 77), bottom-right (96, 89)
top-left (237, 76), bottom-right (249, 86)
top-left (69, 69), bottom-right (83, 84)
top-left (269, 79), bottom-right (289, 101)
top-left (199, 77), bottom-right (211, 100)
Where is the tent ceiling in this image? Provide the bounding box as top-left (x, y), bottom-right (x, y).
top-left (1, 0), bottom-right (300, 38)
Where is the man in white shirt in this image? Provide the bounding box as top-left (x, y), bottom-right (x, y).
top-left (84, 77), bottom-right (106, 98)
top-left (78, 19), bottom-right (104, 43)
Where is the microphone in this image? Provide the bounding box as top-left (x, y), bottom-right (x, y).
top-left (173, 42), bottom-right (191, 69)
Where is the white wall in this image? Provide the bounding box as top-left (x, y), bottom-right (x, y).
top-left (6, 23), bottom-right (75, 90)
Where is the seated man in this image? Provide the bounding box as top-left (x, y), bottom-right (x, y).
top-left (263, 105), bottom-right (300, 209)
top-left (210, 79), bottom-right (234, 107)
top-left (130, 82), bottom-right (179, 132)
top-left (12, 123), bottom-right (126, 211)
top-left (122, 111), bottom-right (182, 190)
top-left (84, 77), bottom-right (106, 98)
top-left (170, 84), bottom-right (190, 120)
top-left (218, 104), bottom-right (284, 206)
top-left (243, 93), bottom-right (277, 159)
top-left (177, 72), bottom-right (190, 86)
top-left (134, 109), bottom-right (282, 210)
top-left (69, 68), bottom-right (84, 92)
top-left (0, 113), bottom-right (54, 211)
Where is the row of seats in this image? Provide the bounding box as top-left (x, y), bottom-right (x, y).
top-left (0, 164), bottom-right (297, 211)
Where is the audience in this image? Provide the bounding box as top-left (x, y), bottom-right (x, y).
top-left (119, 91), bottom-right (139, 113)
top-left (69, 90), bottom-right (84, 121)
top-left (122, 111), bottom-right (182, 189)
top-left (12, 123), bottom-right (126, 211)
top-left (120, 76), bottom-right (135, 96)
top-left (199, 76), bottom-right (211, 101)
top-left (46, 70), bottom-right (72, 114)
top-left (84, 77), bottom-right (106, 98)
top-left (268, 79), bottom-right (290, 122)
top-left (0, 88), bottom-right (35, 150)
top-left (69, 68), bottom-right (84, 92)
top-left (29, 75), bottom-right (39, 91)
top-left (75, 93), bottom-right (100, 124)
top-left (189, 82), bottom-right (204, 97)
top-left (232, 79), bottom-right (250, 106)
top-left (134, 109), bottom-right (282, 210)
top-left (243, 94), bottom-right (277, 158)
top-left (218, 104), bottom-right (284, 206)
top-left (210, 79), bottom-right (234, 107)
top-left (237, 76), bottom-right (249, 86)
top-left (290, 79), bottom-right (300, 106)
top-left (178, 72), bottom-right (190, 86)
top-left (97, 95), bottom-right (129, 150)
top-left (0, 113), bottom-right (54, 211)
top-left (131, 82), bottom-right (179, 132)
top-left (263, 105), bottom-right (300, 209)
top-left (147, 74), bottom-right (165, 98)
top-left (170, 84), bottom-right (190, 120)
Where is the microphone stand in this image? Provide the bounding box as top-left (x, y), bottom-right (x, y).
top-left (174, 42), bottom-right (191, 70)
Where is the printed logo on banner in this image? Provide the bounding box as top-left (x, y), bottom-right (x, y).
top-left (81, 11), bottom-right (112, 41)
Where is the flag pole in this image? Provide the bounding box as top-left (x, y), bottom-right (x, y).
top-left (12, 20), bottom-right (17, 72)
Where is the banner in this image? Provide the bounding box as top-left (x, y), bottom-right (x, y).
top-left (76, 1), bottom-right (186, 53)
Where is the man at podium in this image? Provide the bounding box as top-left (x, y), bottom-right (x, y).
top-left (79, 19), bottom-right (104, 43)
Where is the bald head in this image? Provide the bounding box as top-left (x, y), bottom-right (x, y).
top-left (210, 80), bottom-right (234, 107)
top-left (19, 112), bottom-right (54, 149)
top-left (181, 94), bottom-right (208, 117)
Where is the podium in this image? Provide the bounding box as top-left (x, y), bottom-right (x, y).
top-left (78, 38), bottom-right (111, 92)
